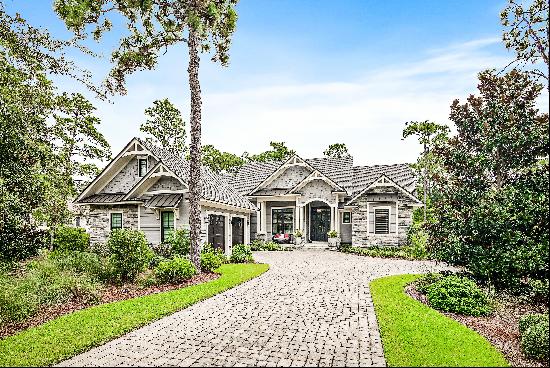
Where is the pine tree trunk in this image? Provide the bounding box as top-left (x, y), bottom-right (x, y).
top-left (187, 28), bottom-right (202, 272)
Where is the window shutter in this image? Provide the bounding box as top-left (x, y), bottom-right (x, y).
top-left (374, 209), bottom-right (389, 234)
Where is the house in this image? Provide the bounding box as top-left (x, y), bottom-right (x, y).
top-left (229, 155), bottom-right (422, 246)
top-left (74, 137), bottom-right (422, 254)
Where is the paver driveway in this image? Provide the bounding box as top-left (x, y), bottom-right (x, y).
top-left (61, 250), bottom-right (450, 367)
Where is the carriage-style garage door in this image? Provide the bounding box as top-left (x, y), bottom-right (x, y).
top-left (208, 214), bottom-right (225, 251)
top-left (231, 217), bottom-right (244, 245)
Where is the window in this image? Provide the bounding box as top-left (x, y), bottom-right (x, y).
top-left (374, 208), bottom-right (390, 234)
top-left (343, 212), bottom-right (351, 224)
top-left (75, 216), bottom-right (81, 227)
top-left (272, 208), bottom-right (293, 234)
top-left (110, 213), bottom-right (123, 230)
top-left (161, 211), bottom-right (175, 242)
top-left (138, 158), bottom-right (148, 177)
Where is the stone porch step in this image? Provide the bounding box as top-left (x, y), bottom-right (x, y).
top-left (299, 242), bottom-right (331, 250)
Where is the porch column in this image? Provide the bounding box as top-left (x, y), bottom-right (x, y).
top-left (294, 204), bottom-right (300, 232)
top-left (256, 205), bottom-right (261, 234)
top-left (260, 201), bottom-right (267, 233)
top-left (335, 209), bottom-right (340, 234)
top-left (330, 206), bottom-right (335, 231)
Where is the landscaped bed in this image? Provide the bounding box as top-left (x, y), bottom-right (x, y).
top-left (0, 263), bottom-right (269, 367)
top-left (0, 272), bottom-right (219, 340)
top-left (406, 277), bottom-right (549, 367)
top-left (370, 274), bottom-right (509, 367)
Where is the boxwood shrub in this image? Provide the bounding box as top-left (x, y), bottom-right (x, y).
top-left (154, 256), bottom-right (196, 284)
top-left (520, 314), bottom-right (549, 361)
top-left (53, 226), bottom-right (90, 252)
top-left (107, 229), bottom-right (152, 282)
top-left (426, 275), bottom-right (492, 316)
top-left (200, 244), bottom-right (226, 273)
top-left (230, 244), bottom-right (253, 263)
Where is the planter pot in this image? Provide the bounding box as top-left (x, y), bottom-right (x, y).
top-left (295, 236), bottom-right (302, 245)
top-left (328, 237), bottom-right (339, 248)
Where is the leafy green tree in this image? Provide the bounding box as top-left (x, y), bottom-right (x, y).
top-left (1, 5), bottom-right (109, 261)
top-left (402, 121), bottom-right (449, 221)
top-left (247, 141), bottom-right (296, 162)
top-left (501, 0), bottom-right (549, 82)
top-left (140, 98), bottom-right (186, 152)
top-left (54, 0), bottom-right (239, 271)
top-left (428, 69), bottom-right (549, 289)
top-left (324, 143), bottom-right (351, 158)
top-left (201, 144), bottom-right (244, 173)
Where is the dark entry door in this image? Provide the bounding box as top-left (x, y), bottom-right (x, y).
top-left (231, 217), bottom-right (244, 245)
top-left (310, 206), bottom-right (331, 241)
top-left (208, 214), bottom-right (225, 251)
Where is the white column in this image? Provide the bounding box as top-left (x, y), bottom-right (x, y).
top-left (330, 207), bottom-right (335, 231)
top-left (335, 209), bottom-right (340, 234)
top-left (256, 205), bottom-right (261, 234)
top-left (296, 205), bottom-right (300, 232)
top-left (261, 201), bottom-right (267, 233)
top-left (245, 214), bottom-right (250, 244)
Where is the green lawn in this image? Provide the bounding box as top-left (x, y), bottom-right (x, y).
top-left (370, 274), bottom-right (509, 367)
top-left (0, 263), bottom-right (269, 367)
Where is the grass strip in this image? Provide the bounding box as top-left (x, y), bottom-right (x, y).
top-left (0, 263), bottom-right (269, 367)
top-left (370, 274), bottom-right (508, 367)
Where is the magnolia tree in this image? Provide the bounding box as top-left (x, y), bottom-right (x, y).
top-left (55, 0), bottom-right (239, 271)
top-left (428, 70), bottom-right (549, 289)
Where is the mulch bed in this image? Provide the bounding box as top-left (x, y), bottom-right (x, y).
top-left (406, 283), bottom-right (549, 367)
top-left (0, 272), bottom-right (219, 340)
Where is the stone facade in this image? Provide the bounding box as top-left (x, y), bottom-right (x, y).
top-left (85, 205), bottom-right (139, 247)
top-left (351, 186), bottom-right (411, 247)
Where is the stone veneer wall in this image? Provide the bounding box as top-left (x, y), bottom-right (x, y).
top-left (351, 186), bottom-right (416, 247)
top-left (84, 205), bottom-right (139, 247)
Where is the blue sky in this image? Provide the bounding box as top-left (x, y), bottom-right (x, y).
top-left (7, 0), bottom-right (545, 164)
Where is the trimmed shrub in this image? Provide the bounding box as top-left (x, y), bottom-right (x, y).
top-left (230, 244), bottom-right (253, 263)
top-left (415, 273), bottom-right (443, 294)
top-left (521, 319), bottom-right (549, 360)
top-left (154, 256), bottom-right (196, 284)
top-left (53, 226), bottom-right (90, 252)
top-left (519, 313), bottom-right (549, 335)
top-left (200, 244), bottom-right (226, 273)
top-left (162, 229), bottom-right (191, 256)
top-left (107, 229), bottom-right (152, 282)
top-left (250, 240), bottom-right (285, 251)
top-left (426, 276), bottom-right (492, 316)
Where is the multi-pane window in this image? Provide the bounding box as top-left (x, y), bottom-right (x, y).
top-left (161, 211), bottom-right (175, 242)
top-left (374, 208), bottom-right (390, 234)
top-left (75, 216), bottom-right (81, 227)
top-left (110, 213), bottom-right (123, 230)
top-left (343, 212), bottom-right (351, 224)
top-left (138, 158), bottom-right (148, 177)
top-left (272, 208), bottom-right (293, 234)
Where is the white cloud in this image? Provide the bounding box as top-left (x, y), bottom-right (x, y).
top-left (87, 36), bottom-right (547, 166)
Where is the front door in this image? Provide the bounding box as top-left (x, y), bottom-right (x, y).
top-left (208, 214), bottom-right (225, 251)
top-left (231, 217), bottom-right (244, 245)
top-left (310, 206), bottom-right (331, 241)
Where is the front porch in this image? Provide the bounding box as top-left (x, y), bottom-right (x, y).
top-left (252, 196), bottom-right (351, 244)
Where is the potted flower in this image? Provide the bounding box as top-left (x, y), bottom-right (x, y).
top-left (294, 229), bottom-right (303, 245)
top-left (327, 230), bottom-right (339, 248)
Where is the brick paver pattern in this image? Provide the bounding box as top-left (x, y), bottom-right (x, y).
top-left (60, 250), bottom-right (450, 367)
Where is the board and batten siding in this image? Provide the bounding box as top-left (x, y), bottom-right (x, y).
top-left (138, 201), bottom-right (190, 245)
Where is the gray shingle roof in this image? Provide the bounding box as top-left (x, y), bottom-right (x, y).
top-left (229, 156), bottom-right (417, 203)
top-left (139, 139), bottom-right (256, 211)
